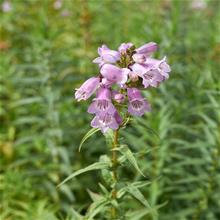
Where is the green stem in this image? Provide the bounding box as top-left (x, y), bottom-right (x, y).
top-left (111, 129), bottom-right (119, 219)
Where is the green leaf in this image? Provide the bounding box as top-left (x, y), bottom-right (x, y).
top-left (70, 208), bottom-right (83, 220)
top-left (126, 185), bottom-right (156, 217)
top-left (57, 161), bottom-right (110, 187)
top-left (98, 183), bottom-right (109, 195)
top-left (127, 208), bottom-right (152, 220)
top-left (86, 198), bottom-right (109, 220)
top-left (118, 181), bottom-right (151, 199)
top-left (117, 145), bottom-right (146, 177)
top-left (126, 202), bottom-right (167, 220)
top-left (78, 128), bottom-right (100, 152)
top-left (87, 189), bottom-right (103, 202)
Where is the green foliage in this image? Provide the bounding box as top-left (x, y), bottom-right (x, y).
top-left (58, 159), bottom-right (111, 187)
top-left (117, 145), bottom-right (146, 177)
top-left (78, 128), bottom-right (100, 152)
top-left (0, 0), bottom-right (220, 219)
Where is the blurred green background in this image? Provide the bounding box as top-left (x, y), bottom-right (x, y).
top-left (0, 0), bottom-right (220, 219)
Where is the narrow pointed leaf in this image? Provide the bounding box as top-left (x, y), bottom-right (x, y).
top-left (57, 161), bottom-right (109, 187)
top-left (127, 202), bottom-right (167, 220)
top-left (118, 145), bottom-right (146, 177)
top-left (79, 128), bottom-right (100, 152)
top-left (70, 208), bottom-right (83, 220)
top-left (86, 198), bottom-right (109, 220)
top-left (118, 181), bottom-right (151, 198)
top-left (87, 189), bottom-right (103, 202)
top-left (126, 186), bottom-right (156, 217)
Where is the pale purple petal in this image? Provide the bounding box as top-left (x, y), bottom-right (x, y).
top-left (145, 57), bottom-right (171, 79)
top-left (127, 88), bottom-right (143, 100)
top-left (102, 54), bottom-right (119, 63)
top-left (120, 68), bottom-right (130, 85)
top-left (87, 102), bottom-right (97, 114)
top-left (145, 57), bottom-right (161, 67)
top-left (88, 100), bottom-right (116, 114)
top-left (93, 57), bottom-right (103, 64)
top-left (127, 88), bottom-right (151, 116)
top-left (101, 64), bottom-right (121, 82)
top-left (118, 42), bottom-right (134, 53)
top-left (100, 64), bottom-right (129, 85)
top-left (114, 111), bottom-right (122, 125)
top-left (128, 99), bottom-right (151, 116)
top-left (158, 57), bottom-right (171, 79)
top-left (142, 80), bottom-right (150, 88)
top-left (98, 45), bottom-right (109, 55)
top-left (135, 42), bottom-right (158, 55)
top-left (160, 62), bottom-right (171, 72)
top-left (87, 87), bottom-right (116, 114)
top-left (91, 115), bottom-right (99, 127)
top-left (131, 63), bottom-right (146, 76)
top-left (90, 112), bottom-right (121, 133)
top-left (132, 53), bottom-right (146, 64)
top-left (101, 78), bottom-right (113, 87)
top-left (131, 63), bottom-right (164, 88)
top-left (75, 77), bottom-right (100, 101)
top-left (95, 45), bottom-right (120, 65)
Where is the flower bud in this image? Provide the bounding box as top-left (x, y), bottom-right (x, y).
top-left (112, 91), bottom-right (125, 103)
top-left (129, 71), bottom-right (139, 82)
top-left (118, 42), bottom-right (134, 54)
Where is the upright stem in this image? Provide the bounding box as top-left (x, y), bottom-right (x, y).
top-left (111, 129), bottom-right (119, 219)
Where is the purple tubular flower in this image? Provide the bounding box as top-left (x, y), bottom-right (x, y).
top-left (131, 63), bottom-right (164, 88)
top-left (135, 42), bottom-right (158, 55)
top-left (127, 88), bottom-right (151, 116)
top-left (118, 42), bottom-right (134, 54)
top-left (100, 64), bottom-right (130, 86)
top-left (146, 57), bottom-right (171, 79)
top-left (91, 111), bottom-right (122, 133)
top-left (88, 87), bottom-right (116, 114)
top-left (75, 77), bottom-right (100, 101)
top-left (93, 45), bottom-right (120, 67)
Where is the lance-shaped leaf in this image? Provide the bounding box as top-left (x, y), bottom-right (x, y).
top-left (117, 145), bottom-right (146, 177)
top-left (125, 185), bottom-right (156, 217)
top-left (117, 181), bottom-right (151, 198)
top-left (126, 202), bottom-right (167, 220)
top-left (57, 161), bottom-right (110, 187)
top-left (78, 128), bottom-right (100, 152)
top-left (87, 189), bottom-right (103, 202)
top-left (86, 197), bottom-right (110, 220)
top-left (70, 208), bottom-right (84, 220)
top-left (98, 183), bottom-right (109, 195)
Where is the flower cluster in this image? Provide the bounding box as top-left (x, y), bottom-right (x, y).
top-left (75, 42), bottom-right (171, 133)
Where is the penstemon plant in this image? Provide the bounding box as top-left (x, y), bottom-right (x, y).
top-left (59, 42), bottom-right (171, 219)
